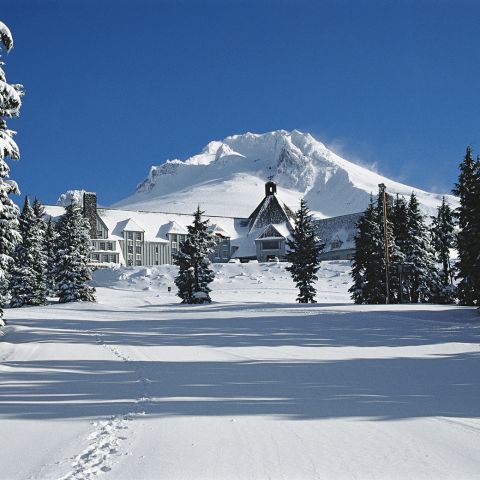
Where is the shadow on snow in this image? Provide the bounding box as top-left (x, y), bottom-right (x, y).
top-left (6, 306), bottom-right (480, 349)
top-left (1, 304), bottom-right (480, 421)
top-left (0, 353), bottom-right (479, 421)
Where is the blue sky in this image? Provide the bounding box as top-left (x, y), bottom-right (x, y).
top-left (2, 0), bottom-right (480, 205)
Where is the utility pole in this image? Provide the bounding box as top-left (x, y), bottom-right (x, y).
top-left (378, 183), bottom-right (390, 304)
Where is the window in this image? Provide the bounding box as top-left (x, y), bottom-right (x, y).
top-left (102, 254), bottom-right (109, 262)
top-left (155, 246), bottom-right (159, 253)
top-left (92, 254), bottom-right (99, 262)
top-left (110, 254), bottom-right (116, 263)
top-left (127, 246), bottom-right (133, 254)
top-left (136, 254), bottom-right (141, 260)
top-left (262, 240), bottom-right (280, 250)
top-left (136, 246), bottom-right (142, 254)
top-left (97, 230), bottom-right (103, 238)
top-left (171, 234), bottom-right (177, 242)
top-left (135, 260), bottom-right (142, 266)
top-left (107, 242), bottom-right (113, 250)
top-left (127, 231), bottom-right (133, 240)
top-left (330, 240), bottom-right (343, 250)
top-left (100, 242), bottom-right (106, 250)
top-left (171, 242), bottom-right (178, 253)
top-left (127, 259), bottom-right (133, 266)
top-left (136, 232), bottom-right (142, 240)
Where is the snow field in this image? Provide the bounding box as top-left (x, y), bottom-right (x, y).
top-left (92, 260), bottom-right (352, 305)
top-left (1, 261), bottom-right (480, 479)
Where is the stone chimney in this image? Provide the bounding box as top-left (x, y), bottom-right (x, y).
top-left (265, 181), bottom-right (277, 196)
top-left (83, 192), bottom-right (97, 238)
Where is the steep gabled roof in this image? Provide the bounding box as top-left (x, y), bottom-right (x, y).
top-left (165, 220), bottom-right (188, 235)
top-left (248, 193), bottom-right (295, 233)
top-left (122, 218), bottom-right (145, 232)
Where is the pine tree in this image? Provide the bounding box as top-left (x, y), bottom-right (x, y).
top-left (391, 195), bottom-right (409, 302)
top-left (10, 197), bottom-right (38, 307)
top-left (378, 189), bottom-right (402, 303)
top-left (286, 199), bottom-right (323, 303)
top-left (44, 217), bottom-right (59, 295)
top-left (31, 198), bottom-right (48, 304)
top-left (431, 197), bottom-right (456, 303)
top-left (452, 146), bottom-right (480, 306)
top-left (55, 203), bottom-right (96, 303)
top-left (392, 195), bottom-right (409, 258)
top-left (403, 193), bottom-right (439, 303)
top-left (350, 189), bottom-right (403, 304)
top-left (174, 206), bottom-right (215, 304)
top-left (0, 22), bottom-right (23, 324)
top-left (349, 196), bottom-right (387, 304)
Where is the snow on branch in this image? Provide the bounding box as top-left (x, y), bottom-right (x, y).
top-left (0, 80), bottom-right (23, 117)
top-left (0, 22), bottom-right (13, 52)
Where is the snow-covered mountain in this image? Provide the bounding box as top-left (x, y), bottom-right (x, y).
top-left (113, 130), bottom-right (457, 218)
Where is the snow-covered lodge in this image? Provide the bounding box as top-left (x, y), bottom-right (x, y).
top-left (45, 182), bottom-right (361, 267)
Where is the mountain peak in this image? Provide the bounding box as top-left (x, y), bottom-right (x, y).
top-left (113, 130), bottom-right (457, 218)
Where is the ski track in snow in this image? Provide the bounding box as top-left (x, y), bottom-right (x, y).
top-left (58, 330), bottom-right (152, 480)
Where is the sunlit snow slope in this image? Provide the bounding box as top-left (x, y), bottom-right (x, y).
top-left (113, 130), bottom-right (457, 218)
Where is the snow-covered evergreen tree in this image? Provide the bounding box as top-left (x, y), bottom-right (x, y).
top-left (350, 189), bottom-right (401, 304)
top-left (350, 196), bottom-right (387, 304)
top-left (31, 198), bottom-right (48, 304)
top-left (390, 195), bottom-right (409, 302)
top-left (10, 197), bottom-right (38, 307)
top-left (452, 146), bottom-right (480, 306)
top-left (431, 197), bottom-right (456, 303)
top-left (403, 193), bottom-right (439, 303)
top-left (392, 195), bottom-right (409, 257)
top-left (55, 203), bottom-right (96, 303)
top-left (174, 206), bottom-right (215, 304)
top-left (0, 22), bottom-right (23, 324)
top-left (286, 199), bottom-right (323, 303)
top-left (44, 217), bottom-right (59, 295)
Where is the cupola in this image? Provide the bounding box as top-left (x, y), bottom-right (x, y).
top-left (265, 181), bottom-right (277, 196)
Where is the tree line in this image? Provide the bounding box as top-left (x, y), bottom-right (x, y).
top-left (350, 146), bottom-right (480, 306)
top-left (3, 198), bottom-right (95, 315)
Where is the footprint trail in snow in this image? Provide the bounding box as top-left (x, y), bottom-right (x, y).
top-left (58, 330), bottom-right (152, 479)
